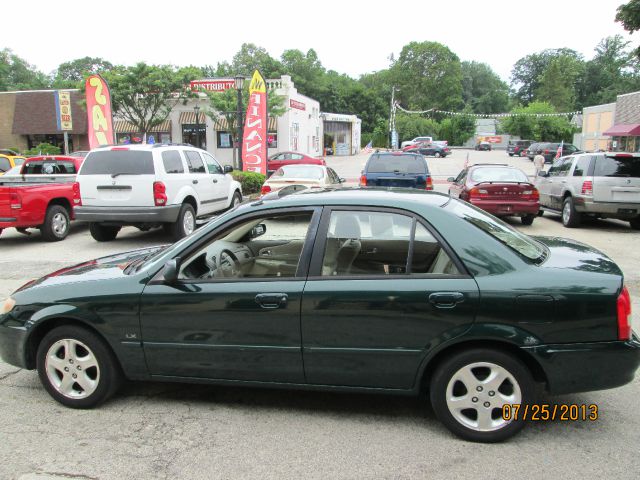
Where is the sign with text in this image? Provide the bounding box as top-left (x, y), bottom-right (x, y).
top-left (242, 70), bottom-right (267, 174)
top-left (55, 91), bottom-right (73, 131)
top-left (85, 74), bottom-right (115, 149)
top-left (477, 135), bottom-right (503, 143)
top-left (290, 99), bottom-right (306, 111)
top-left (190, 79), bottom-right (235, 92)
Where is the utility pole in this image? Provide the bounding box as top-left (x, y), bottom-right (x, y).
top-left (389, 86), bottom-right (398, 149)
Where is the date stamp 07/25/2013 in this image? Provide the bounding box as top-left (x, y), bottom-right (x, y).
top-left (502, 404), bottom-right (599, 421)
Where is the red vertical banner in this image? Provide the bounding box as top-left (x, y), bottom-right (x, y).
top-left (242, 70), bottom-right (268, 174)
top-left (85, 74), bottom-right (115, 149)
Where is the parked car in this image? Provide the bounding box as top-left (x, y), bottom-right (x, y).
top-left (0, 156), bottom-right (85, 241)
top-left (0, 188), bottom-right (638, 443)
top-left (360, 152), bottom-right (433, 189)
top-left (267, 152), bottom-right (325, 176)
top-left (475, 141), bottom-right (492, 151)
top-left (538, 143), bottom-right (580, 163)
top-left (400, 136), bottom-right (433, 149)
top-left (536, 152), bottom-right (640, 229)
top-left (413, 143), bottom-right (451, 157)
top-left (261, 165), bottom-right (344, 195)
top-left (74, 144), bottom-right (242, 242)
top-left (507, 140), bottom-right (534, 157)
top-left (526, 142), bottom-right (545, 160)
top-left (68, 151), bottom-right (89, 158)
top-left (448, 164), bottom-right (539, 225)
top-left (0, 154), bottom-right (26, 175)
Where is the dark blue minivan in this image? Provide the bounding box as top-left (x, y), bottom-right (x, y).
top-left (360, 152), bottom-right (433, 190)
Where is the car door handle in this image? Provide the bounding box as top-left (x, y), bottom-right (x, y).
top-left (255, 293), bottom-right (288, 309)
top-left (429, 292), bottom-right (464, 309)
top-left (192, 179), bottom-right (198, 184)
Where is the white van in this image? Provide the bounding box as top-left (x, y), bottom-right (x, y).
top-left (75, 144), bottom-right (242, 241)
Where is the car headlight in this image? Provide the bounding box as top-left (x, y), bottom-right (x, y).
top-left (1, 298), bottom-right (16, 315)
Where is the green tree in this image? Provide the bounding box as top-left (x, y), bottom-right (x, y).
top-left (394, 113), bottom-right (440, 143)
top-left (461, 61), bottom-right (510, 114)
top-left (536, 54), bottom-right (585, 111)
top-left (102, 63), bottom-right (200, 140)
top-left (438, 114), bottom-right (476, 146)
top-left (52, 57), bottom-right (113, 89)
top-left (500, 102), bottom-right (577, 141)
top-left (280, 48), bottom-right (326, 99)
top-left (216, 43), bottom-right (284, 79)
top-left (0, 48), bottom-right (49, 91)
top-left (390, 41), bottom-right (463, 111)
top-left (616, 0), bottom-right (640, 56)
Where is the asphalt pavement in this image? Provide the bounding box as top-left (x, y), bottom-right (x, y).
top-left (1, 148), bottom-right (639, 479)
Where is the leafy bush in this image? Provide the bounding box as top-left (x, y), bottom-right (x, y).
top-left (24, 142), bottom-right (61, 156)
top-left (232, 170), bottom-right (266, 195)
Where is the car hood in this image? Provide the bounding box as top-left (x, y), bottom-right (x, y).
top-left (14, 245), bottom-right (168, 293)
top-left (534, 236), bottom-right (622, 276)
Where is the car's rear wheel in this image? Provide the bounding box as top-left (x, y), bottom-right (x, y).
top-left (40, 205), bottom-right (70, 242)
top-left (89, 223), bottom-right (120, 242)
top-left (430, 348), bottom-right (535, 442)
top-left (508, 153), bottom-right (514, 157)
top-left (521, 214), bottom-right (535, 225)
top-left (630, 218), bottom-right (640, 230)
top-left (168, 203), bottom-right (196, 241)
top-left (434, 152), bottom-right (441, 158)
top-left (562, 197), bottom-right (581, 228)
top-left (36, 325), bottom-right (122, 408)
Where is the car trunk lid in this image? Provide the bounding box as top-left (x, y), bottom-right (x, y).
top-left (470, 182), bottom-right (537, 201)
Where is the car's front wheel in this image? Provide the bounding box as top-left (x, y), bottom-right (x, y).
top-left (89, 223), bottom-right (121, 242)
top-left (36, 325), bottom-right (122, 408)
top-left (430, 348), bottom-right (535, 442)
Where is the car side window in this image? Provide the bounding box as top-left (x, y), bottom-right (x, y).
top-left (327, 168), bottom-right (340, 184)
top-left (184, 151), bottom-right (206, 173)
top-left (162, 150), bottom-right (185, 174)
top-left (558, 157), bottom-right (572, 176)
top-left (283, 153), bottom-right (292, 160)
top-left (292, 154), bottom-right (304, 160)
top-left (573, 156), bottom-right (591, 177)
top-left (202, 152), bottom-right (223, 174)
top-left (454, 170), bottom-right (467, 184)
top-left (178, 212), bottom-right (314, 280)
top-left (548, 158), bottom-right (565, 177)
top-left (0, 157), bottom-right (11, 172)
top-left (321, 211), bottom-right (460, 277)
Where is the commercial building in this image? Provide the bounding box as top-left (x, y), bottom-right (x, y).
top-left (573, 103), bottom-right (615, 151)
top-left (321, 113), bottom-right (361, 155)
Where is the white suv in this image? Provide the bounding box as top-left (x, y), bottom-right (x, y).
top-left (75, 144), bottom-right (242, 241)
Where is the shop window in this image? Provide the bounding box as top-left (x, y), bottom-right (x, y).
top-left (182, 124), bottom-right (206, 149)
top-left (268, 132), bottom-right (278, 148)
top-left (217, 131), bottom-right (234, 149)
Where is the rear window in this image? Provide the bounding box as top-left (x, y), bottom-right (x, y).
top-left (79, 150), bottom-right (154, 175)
top-left (470, 167), bottom-right (528, 183)
top-left (367, 155), bottom-right (427, 174)
top-left (23, 161), bottom-right (77, 174)
top-left (0, 157), bottom-right (9, 172)
top-left (162, 150), bottom-right (184, 174)
top-left (594, 155), bottom-right (640, 178)
top-left (273, 166), bottom-right (324, 179)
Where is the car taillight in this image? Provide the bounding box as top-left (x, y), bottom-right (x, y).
top-left (9, 192), bottom-right (21, 209)
top-left (426, 176), bottom-right (433, 190)
top-left (261, 184), bottom-right (272, 195)
top-left (153, 181), bottom-right (167, 206)
top-left (522, 188), bottom-right (539, 200)
top-left (360, 175), bottom-right (367, 186)
top-left (581, 180), bottom-right (593, 196)
top-left (617, 285), bottom-right (632, 341)
top-left (72, 182), bottom-right (82, 206)
top-left (544, 149), bottom-right (550, 154)
top-left (469, 187), bottom-right (488, 200)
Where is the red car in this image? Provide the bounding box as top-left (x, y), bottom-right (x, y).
top-left (0, 156), bottom-right (84, 241)
top-left (448, 164), bottom-right (539, 225)
top-left (267, 151), bottom-right (325, 176)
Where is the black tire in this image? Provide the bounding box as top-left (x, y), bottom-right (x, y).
top-left (508, 153), bottom-right (514, 157)
top-left (430, 348), bottom-right (536, 443)
top-left (521, 214), bottom-right (535, 226)
top-left (227, 191), bottom-right (242, 211)
top-left (0, 228), bottom-right (3, 237)
top-left (561, 196), bottom-right (581, 228)
top-left (630, 218), bottom-right (640, 230)
top-left (434, 152), bottom-right (442, 158)
top-left (89, 223), bottom-right (120, 242)
top-left (168, 203), bottom-right (196, 241)
top-left (36, 325), bottom-right (122, 409)
top-left (40, 205), bottom-right (70, 242)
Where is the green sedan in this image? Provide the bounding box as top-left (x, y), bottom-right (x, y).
top-left (0, 189), bottom-right (638, 442)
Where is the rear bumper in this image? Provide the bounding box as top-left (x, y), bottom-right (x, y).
top-left (525, 334), bottom-right (640, 394)
top-left (469, 200), bottom-right (539, 216)
top-left (573, 197), bottom-right (640, 218)
top-left (74, 205), bottom-right (181, 224)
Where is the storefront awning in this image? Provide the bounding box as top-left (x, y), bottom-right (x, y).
top-left (212, 116), bottom-right (277, 131)
top-left (114, 119), bottom-right (171, 133)
top-left (603, 124), bottom-right (640, 136)
top-left (179, 111), bottom-right (204, 124)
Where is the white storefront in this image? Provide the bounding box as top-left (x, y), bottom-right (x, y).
top-left (321, 113), bottom-right (361, 156)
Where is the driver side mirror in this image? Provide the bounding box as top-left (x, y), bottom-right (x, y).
top-left (223, 165), bottom-right (233, 174)
top-left (163, 258), bottom-right (182, 284)
top-left (447, 177), bottom-right (455, 182)
top-left (339, 177), bottom-right (346, 183)
top-left (250, 223), bottom-right (266, 239)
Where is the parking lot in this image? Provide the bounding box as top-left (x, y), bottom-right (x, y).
top-left (1, 148), bottom-right (639, 479)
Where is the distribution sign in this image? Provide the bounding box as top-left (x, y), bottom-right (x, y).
top-left (190, 79), bottom-right (235, 92)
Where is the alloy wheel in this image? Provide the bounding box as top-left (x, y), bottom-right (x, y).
top-left (45, 339), bottom-right (100, 399)
top-left (52, 212), bottom-right (68, 236)
top-left (183, 210), bottom-right (195, 235)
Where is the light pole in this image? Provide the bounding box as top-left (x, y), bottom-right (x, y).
top-left (234, 75), bottom-right (245, 170)
top-left (193, 104), bottom-right (201, 149)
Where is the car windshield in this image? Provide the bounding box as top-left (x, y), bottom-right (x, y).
top-left (79, 150), bottom-right (154, 175)
top-left (470, 167), bottom-right (528, 183)
top-left (367, 155), bottom-right (426, 174)
top-left (274, 166), bottom-right (324, 179)
top-left (449, 200), bottom-right (547, 263)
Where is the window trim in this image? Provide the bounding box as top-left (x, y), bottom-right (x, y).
top-left (307, 205), bottom-right (471, 280)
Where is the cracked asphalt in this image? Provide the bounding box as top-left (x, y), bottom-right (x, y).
top-left (1, 149), bottom-right (639, 479)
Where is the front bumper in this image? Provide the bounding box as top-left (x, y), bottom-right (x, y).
top-left (74, 205), bottom-right (181, 224)
top-left (525, 334), bottom-right (640, 394)
top-left (0, 321), bottom-right (28, 369)
top-left (573, 197), bottom-right (640, 218)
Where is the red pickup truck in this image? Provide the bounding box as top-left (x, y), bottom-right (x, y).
top-left (0, 156), bottom-right (83, 241)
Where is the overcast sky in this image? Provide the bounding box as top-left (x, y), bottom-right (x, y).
top-left (4, 0), bottom-right (635, 83)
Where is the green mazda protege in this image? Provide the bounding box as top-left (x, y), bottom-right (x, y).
top-left (0, 188), bottom-right (638, 442)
